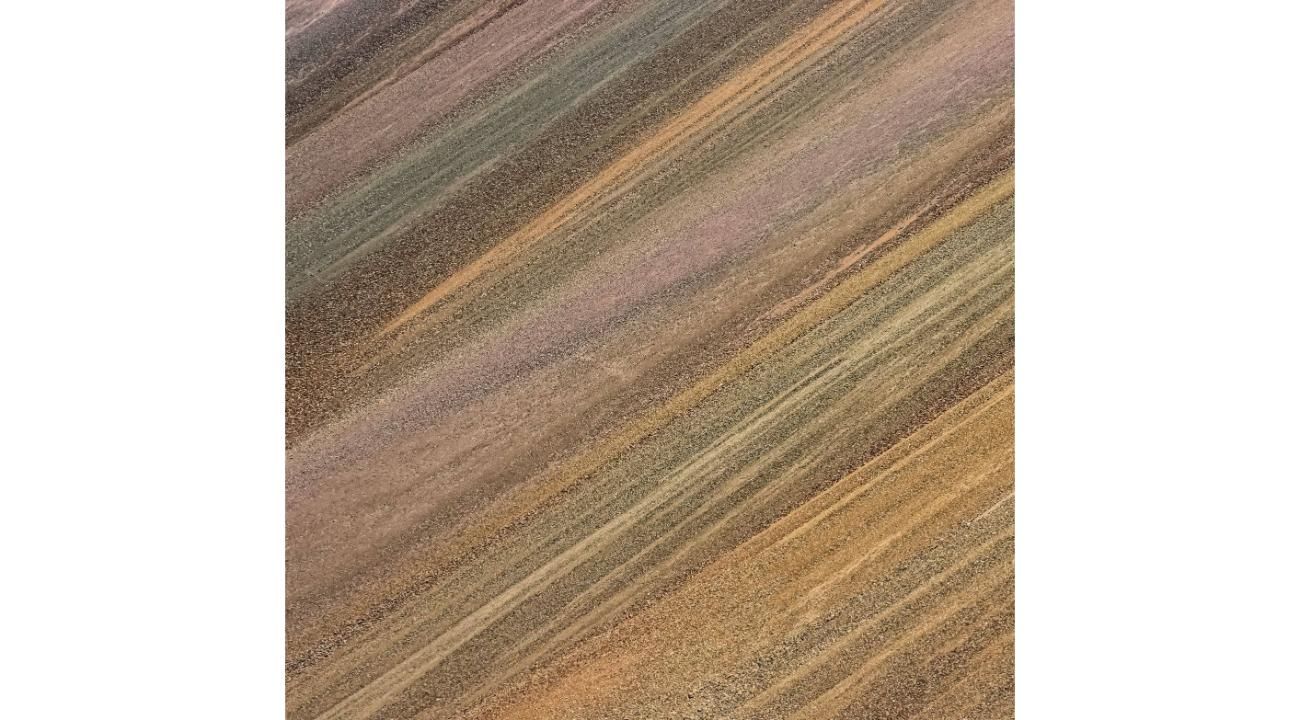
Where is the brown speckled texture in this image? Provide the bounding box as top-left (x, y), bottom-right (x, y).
top-left (287, 0), bottom-right (1013, 717)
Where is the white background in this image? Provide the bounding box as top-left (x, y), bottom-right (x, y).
top-left (2, 1), bottom-right (1296, 717)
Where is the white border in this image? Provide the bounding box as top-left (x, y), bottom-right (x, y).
top-left (1018, 1), bottom-right (1299, 716)
top-left (3, 2), bottom-right (283, 716)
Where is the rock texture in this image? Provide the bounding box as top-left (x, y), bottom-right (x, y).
top-left (286, 0), bottom-right (1014, 717)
